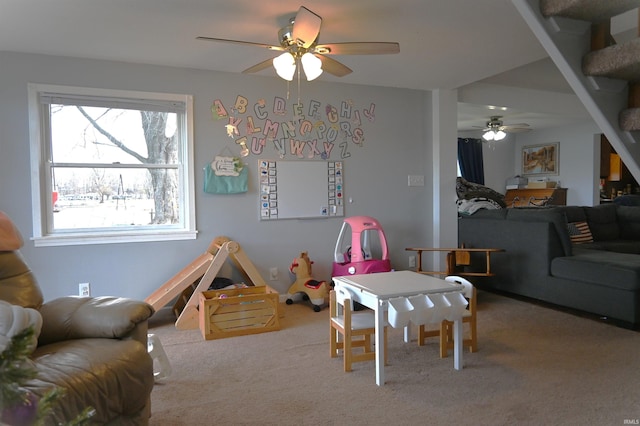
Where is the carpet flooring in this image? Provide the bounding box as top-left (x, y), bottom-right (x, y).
top-left (147, 291), bottom-right (640, 426)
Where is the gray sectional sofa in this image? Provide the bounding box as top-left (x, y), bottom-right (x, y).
top-left (458, 204), bottom-right (640, 327)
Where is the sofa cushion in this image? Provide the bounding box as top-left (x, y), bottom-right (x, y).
top-left (551, 248), bottom-right (640, 291)
top-left (507, 208), bottom-right (572, 256)
top-left (596, 240), bottom-right (640, 254)
top-left (38, 296), bottom-right (155, 346)
top-left (617, 206), bottom-right (640, 240)
top-left (29, 338), bottom-right (154, 424)
top-left (0, 211), bottom-right (23, 251)
top-left (558, 205), bottom-right (588, 223)
top-left (585, 204), bottom-right (619, 241)
top-left (578, 240), bottom-right (640, 254)
top-left (0, 251), bottom-right (44, 310)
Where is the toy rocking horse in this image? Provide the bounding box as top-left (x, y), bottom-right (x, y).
top-left (286, 251), bottom-right (329, 312)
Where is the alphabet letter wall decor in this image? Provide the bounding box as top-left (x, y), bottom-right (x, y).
top-left (211, 95), bottom-right (378, 160)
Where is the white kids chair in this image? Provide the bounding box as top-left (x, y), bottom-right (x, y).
top-left (418, 275), bottom-right (477, 357)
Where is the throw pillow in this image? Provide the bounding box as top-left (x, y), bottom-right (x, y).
top-left (567, 221), bottom-right (594, 244)
top-left (585, 204), bottom-right (619, 241)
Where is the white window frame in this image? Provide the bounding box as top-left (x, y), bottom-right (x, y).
top-left (28, 83), bottom-right (197, 247)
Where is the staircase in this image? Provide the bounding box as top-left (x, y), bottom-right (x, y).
top-left (513, 0), bottom-right (640, 180)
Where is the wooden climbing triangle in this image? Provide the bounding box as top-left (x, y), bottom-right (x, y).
top-left (144, 237), bottom-right (271, 330)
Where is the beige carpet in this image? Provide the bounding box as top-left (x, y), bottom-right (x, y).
top-left (147, 291), bottom-right (640, 426)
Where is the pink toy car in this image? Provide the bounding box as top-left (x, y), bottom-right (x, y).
top-left (332, 216), bottom-right (392, 278)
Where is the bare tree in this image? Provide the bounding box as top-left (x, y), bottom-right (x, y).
top-left (89, 168), bottom-right (110, 203)
top-left (76, 107), bottom-right (178, 224)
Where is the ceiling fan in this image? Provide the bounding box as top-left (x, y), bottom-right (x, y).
top-left (196, 6), bottom-right (400, 81)
top-left (476, 116), bottom-right (531, 141)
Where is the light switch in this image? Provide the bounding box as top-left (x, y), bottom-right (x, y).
top-left (408, 175), bottom-right (425, 187)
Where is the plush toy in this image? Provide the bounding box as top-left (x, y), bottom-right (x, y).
top-left (286, 252), bottom-right (329, 312)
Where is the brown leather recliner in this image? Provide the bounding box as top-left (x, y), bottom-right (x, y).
top-left (0, 213), bottom-right (155, 425)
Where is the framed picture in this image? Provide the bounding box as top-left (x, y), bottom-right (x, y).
top-left (522, 143), bottom-right (559, 176)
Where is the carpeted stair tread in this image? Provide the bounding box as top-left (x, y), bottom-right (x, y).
top-left (533, 1), bottom-right (640, 138)
top-left (540, 0), bottom-right (640, 21)
top-left (582, 38), bottom-right (640, 82)
top-left (620, 107), bottom-right (640, 131)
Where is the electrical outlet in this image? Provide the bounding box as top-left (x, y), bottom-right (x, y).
top-left (269, 267), bottom-right (278, 281)
top-left (79, 282), bottom-right (90, 297)
top-left (409, 256), bottom-right (416, 268)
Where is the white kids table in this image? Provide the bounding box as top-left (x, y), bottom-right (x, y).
top-left (332, 270), bottom-right (464, 386)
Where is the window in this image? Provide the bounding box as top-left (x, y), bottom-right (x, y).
top-left (28, 84), bottom-right (196, 246)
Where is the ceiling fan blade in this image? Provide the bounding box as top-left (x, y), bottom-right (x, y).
top-left (196, 36), bottom-right (284, 52)
top-left (503, 123), bottom-right (530, 128)
top-left (315, 42), bottom-right (400, 55)
top-left (316, 55), bottom-right (352, 77)
top-left (292, 6), bottom-right (322, 48)
top-left (242, 58), bottom-right (276, 74)
top-left (504, 127), bottom-right (532, 133)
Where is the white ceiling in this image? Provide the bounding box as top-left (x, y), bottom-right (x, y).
top-left (2, 0), bottom-right (631, 133)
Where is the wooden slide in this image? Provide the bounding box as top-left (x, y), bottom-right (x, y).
top-left (144, 250), bottom-right (214, 312)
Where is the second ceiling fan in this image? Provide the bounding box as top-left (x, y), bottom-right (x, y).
top-left (478, 116), bottom-right (531, 141)
top-left (197, 6), bottom-right (400, 81)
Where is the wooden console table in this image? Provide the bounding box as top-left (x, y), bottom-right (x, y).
top-left (405, 247), bottom-right (505, 277)
top-left (504, 188), bottom-right (567, 208)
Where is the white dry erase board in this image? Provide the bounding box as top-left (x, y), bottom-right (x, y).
top-left (258, 160), bottom-right (344, 220)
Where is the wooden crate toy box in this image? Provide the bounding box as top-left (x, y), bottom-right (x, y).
top-left (198, 285), bottom-right (280, 340)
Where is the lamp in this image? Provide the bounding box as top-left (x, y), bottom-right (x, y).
top-left (300, 52), bottom-right (323, 81)
top-left (272, 51), bottom-right (323, 82)
top-left (482, 129), bottom-right (506, 141)
top-left (273, 52), bottom-right (296, 81)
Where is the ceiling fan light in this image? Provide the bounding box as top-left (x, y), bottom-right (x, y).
top-left (482, 130), bottom-right (495, 141)
top-left (494, 130), bottom-right (506, 141)
top-left (273, 52), bottom-right (296, 81)
top-left (301, 52), bottom-right (323, 81)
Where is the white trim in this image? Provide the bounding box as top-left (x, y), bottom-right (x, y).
top-left (184, 95), bottom-right (196, 234)
top-left (32, 230), bottom-right (198, 247)
top-left (28, 83), bottom-right (45, 240)
top-left (39, 92), bottom-right (185, 113)
top-left (28, 83), bottom-right (197, 246)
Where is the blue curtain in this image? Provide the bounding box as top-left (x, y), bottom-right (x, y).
top-left (458, 138), bottom-right (484, 185)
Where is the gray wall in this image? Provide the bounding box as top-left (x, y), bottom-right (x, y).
top-left (472, 120), bottom-right (602, 206)
top-left (0, 52), bottom-right (603, 304)
top-left (1, 52), bottom-right (444, 302)
top-left (514, 122), bottom-right (601, 206)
